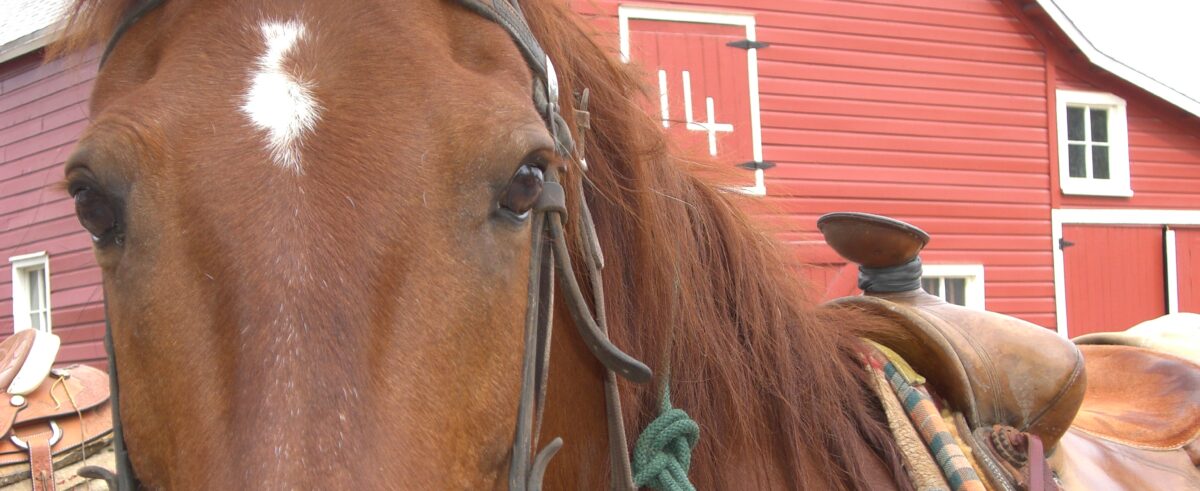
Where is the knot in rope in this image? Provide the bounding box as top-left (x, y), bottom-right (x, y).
top-left (632, 399), bottom-right (699, 491)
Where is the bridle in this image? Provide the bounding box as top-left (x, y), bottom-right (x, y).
top-left (92, 1), bottom-right (654, 489)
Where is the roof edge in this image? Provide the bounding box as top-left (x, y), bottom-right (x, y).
top-left (1034, 0), bottom-right (1200, 119)
top-left (0, 22), bottom-right (63, 65)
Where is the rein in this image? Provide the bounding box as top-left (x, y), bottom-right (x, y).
top-left (93, 0), bottom-right (692, 489)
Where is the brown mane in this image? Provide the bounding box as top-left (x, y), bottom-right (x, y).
top-left (522, 2), bottom-right (909, 488)
top-left (53, 0), bottom-right (909, 488)
top-left (48, 0), bottom-right (139, 59)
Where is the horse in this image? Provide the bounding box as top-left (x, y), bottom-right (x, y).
top-left (47, 0), bottom-right (1200, 489)
top-left (52, 0), bottom-right (911, 488)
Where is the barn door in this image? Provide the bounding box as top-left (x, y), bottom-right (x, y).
top-left (621, 9), bottom-right (764, 193)
top-left (1062, 225), bottom-right (1166, 336)
top-left (1176, 228), bottom-right (1200, 312)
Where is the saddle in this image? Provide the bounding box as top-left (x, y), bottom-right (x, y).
top-left (819, 212), bottom-right (1086, 490)
top-left (1048, 343), bottom-right (1200, 489)
top-left (0, 330), bottom-right (113, 491)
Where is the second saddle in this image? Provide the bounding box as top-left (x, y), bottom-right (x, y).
top-left (0, 330), bottom-right (113, 491)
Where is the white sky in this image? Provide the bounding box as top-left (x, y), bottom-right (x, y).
top-left (1052, 0), bottom-right (1200, 103)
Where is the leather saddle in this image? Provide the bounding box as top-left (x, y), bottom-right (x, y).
top-left (0, 330), bottom-right (113, 491)
top-left (1047, 336), bottom-right (1200, 490)
top-left (819, 212), bottom-right (1086, 490)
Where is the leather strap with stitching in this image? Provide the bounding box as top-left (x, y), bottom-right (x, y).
top-left (26, 431), bottom-right (56, 491)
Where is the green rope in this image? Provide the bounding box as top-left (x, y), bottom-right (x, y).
top-left (632, 382), bottom-right (700, 491)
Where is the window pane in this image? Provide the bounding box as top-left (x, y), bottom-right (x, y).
top-left (921, 278), bottom-right (940, 297)
top-left (1092, 146), bottom-right (1110, 179)
top-left (1090, 109), bottom-right (1108, 142)
top-left (1067, 106), bottom-right (1085, 141)
top-left (1068, 144), bottom-right (1087, 177)
top-left (30, 313), bottom-right (42, 331)
top-left (27, 269), bottom-right (43, 310)
top-left (944, 278), bottom-right (967, 307)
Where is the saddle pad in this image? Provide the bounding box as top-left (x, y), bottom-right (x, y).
top-left (0, 435), bottom-right (114, 488)
top-left (1072, 345), bottom-right (1200, 449)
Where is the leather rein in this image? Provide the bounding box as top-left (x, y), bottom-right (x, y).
top-left (95, 1), bottom-right (654, 489)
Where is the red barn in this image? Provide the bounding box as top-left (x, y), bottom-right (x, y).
top-left (3, 0), bottom-right (1199, 366)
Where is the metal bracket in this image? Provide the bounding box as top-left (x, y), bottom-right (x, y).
top-left (726, 39), bottom-right (769, 50)
top-left (736, 160), bottom-right (777, 171)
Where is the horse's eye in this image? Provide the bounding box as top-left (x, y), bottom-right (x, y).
top-left (73, 186), bottom-right (121, 245)
top-left (499, 164), bottom-right (544, 219)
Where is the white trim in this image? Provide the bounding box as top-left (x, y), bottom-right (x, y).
top-left (921, 264), bottom-right (986, 310)
top-left (656, 70), bottom-right (670, 128)
top-left (1166, 228), bottom-right (1178, 314)
top-left (0, 23), bottom-right (62, 64)
top-left (1036, 0), bottom-right (1200, 119)
top-left (8, 251), bottom-right (51, 333)
top-left (1051, 209), bottom-right (1200, 336)
top-left (618, 5), bottom-right (766, 196)
top-left (1055, 90), bottom-right (1132, 197)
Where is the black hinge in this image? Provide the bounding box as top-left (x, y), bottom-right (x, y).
top-left (736, 160), bottom-right (776, 171)
top-left (1059, 238), bottom-right (1075, 249)
top-left (726, 39), bottom-right (769, 50)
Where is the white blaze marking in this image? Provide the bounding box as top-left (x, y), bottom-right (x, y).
top-left (242, 20), bottom-right (320, 173)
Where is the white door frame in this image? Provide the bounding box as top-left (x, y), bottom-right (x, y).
top-left (1051, 208), bottom-right (1200, 337)
top-left (618, 6), bottom-right (766, 195)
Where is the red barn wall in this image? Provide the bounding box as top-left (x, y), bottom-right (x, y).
top-left (578, 0), bottom-right (1058, 328)
top-left (0, 50), bottom-right (106, 366)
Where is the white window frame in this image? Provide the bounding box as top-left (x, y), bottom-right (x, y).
top-left (921, 264), bottom-right (985, 310)
top-left (1055, 90), bottom-right (1132, 197)
top-left (9, 251), bottom-right (51, 333)
top-left (618, 6), bottom-right (766, 196)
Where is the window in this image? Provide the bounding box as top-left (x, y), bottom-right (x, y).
top-left (1056, 90), bottom-right (1131, 197)
top-left (9, 252), bottom-right (51, 333)
top-left (921, 264), bottom-right (985, 310)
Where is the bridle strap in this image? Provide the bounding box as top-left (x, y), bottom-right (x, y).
top-left (448, 4), bottom-right (654, 489)
top-left (511, 166), bottom-right (651, 490)
top-left (99, 0), bottom-right (167, 67)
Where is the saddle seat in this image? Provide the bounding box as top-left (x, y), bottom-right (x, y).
top-left (1069, 343), bottom-right (1200, 450)
top-left (818, 212), bottom-right (1086, 450)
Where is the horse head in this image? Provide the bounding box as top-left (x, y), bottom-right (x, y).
top-left (61, 0), bottom-right (588, 487)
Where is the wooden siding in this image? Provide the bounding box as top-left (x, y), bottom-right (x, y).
top-left (0, 50), bottom-right (105, 366)
top-left (589, 0), bottom-right (1057, 327)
